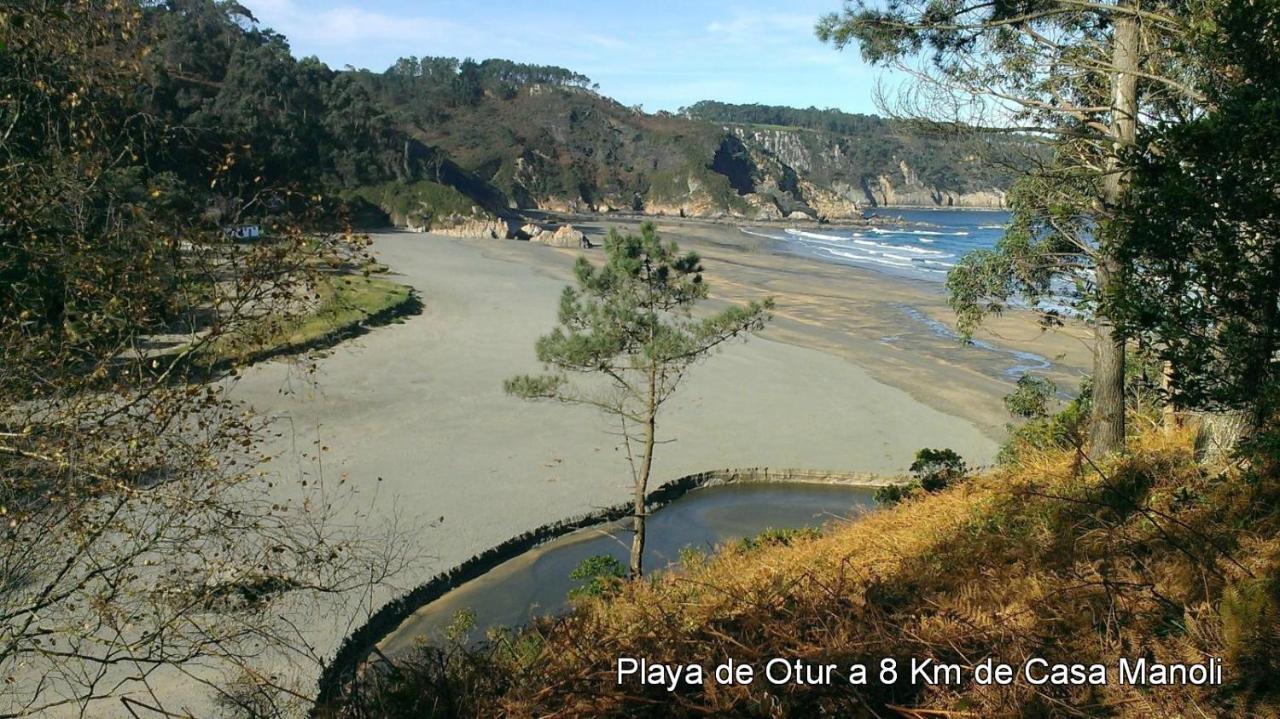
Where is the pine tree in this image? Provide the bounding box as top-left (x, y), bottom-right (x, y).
top-left (818, 0), bottom-right (1207, 455)
top-left (506, 223), bottom-right (772, 576)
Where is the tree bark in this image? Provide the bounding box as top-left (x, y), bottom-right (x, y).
top-left (1090, 275), bottom-right (1127, 453)
top-left (630, 368), bottom-right (658, 578)
top-left (1161, 360), bottom-right (1178, 432)
top-left (1090, 0), bottom-right (1141, 456)
top-left (1245, 235), bottom-right (1280, 432)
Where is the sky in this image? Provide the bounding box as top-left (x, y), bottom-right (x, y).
top-left (242, 0), bottom-right (896, 114)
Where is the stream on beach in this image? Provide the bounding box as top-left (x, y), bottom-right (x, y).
top-left (379, 482), bottom-right (878, 652)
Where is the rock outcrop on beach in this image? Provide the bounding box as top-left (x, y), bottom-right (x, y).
top-left (411, 214), bottom-right (514, 239)
top-left (529, 224), bottom-right (587, 247)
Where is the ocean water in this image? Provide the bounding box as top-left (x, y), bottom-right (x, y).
top-left (744, 208), bottom-right (1011, 283)
top-left (744, 208), bottom-right (1076, 382)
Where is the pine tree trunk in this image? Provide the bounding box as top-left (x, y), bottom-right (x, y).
top-left (1090, 278), bottom-right (1127, 453)
top-left (630, 369), bottom-right (658, 578)
top-left (1091, 1), bottom-right (1141, 456)
top-left (1161, 360), bottom-right (1178, 433)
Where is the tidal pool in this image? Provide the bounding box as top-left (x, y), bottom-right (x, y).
top-left (379, 481), bottom-right (878, 654)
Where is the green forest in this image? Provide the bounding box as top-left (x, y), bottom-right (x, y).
top-left (8, 0), bottom-right (1023, 231)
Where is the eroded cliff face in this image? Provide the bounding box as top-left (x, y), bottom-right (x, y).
top-left (729, 126), bottom-right (1007, 211)
top-left (365, 85), bottom-right (1012, 228)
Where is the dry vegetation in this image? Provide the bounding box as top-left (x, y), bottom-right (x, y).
top-left (340, 424), bottom-right (1280, 717)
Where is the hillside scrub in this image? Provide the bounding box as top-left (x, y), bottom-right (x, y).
top-left (336, 424), bottom-right (1280, 717)
top-left (346, 181), bottom-right (484, 229)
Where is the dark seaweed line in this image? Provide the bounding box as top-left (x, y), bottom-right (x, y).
top-left (312, 468), bottom-right (883, 710)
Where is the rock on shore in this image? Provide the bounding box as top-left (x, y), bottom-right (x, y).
top-left (529, 224), bottom-right (588, 248)
top-left (409, 214), bottom-right (515, 239)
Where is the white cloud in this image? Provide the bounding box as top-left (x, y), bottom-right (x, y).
top-left (580, 33), bottom-right (630, 50)
top-left (245, 0), bottom-right (467, 48)
top-left (705, 13), bottom-right (816, 41)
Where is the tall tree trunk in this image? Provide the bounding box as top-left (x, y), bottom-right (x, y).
top-left (630, 369), bottom-right (658, 578)
top-left (1245, 237), bottom-right (1280, 432)
top-left (1090, 283), bottom-right (1127, 453)
top-left (1161, 360), bottom-right (1178, 433)
top-left (1090, 1), bottom-right (1141, 456)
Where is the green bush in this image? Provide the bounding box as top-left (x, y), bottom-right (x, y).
top-left (568, 555), bottom-right (625, 600)
top-left (874, 482), bottom-right (919, 506)
top-left (997, 395), bottom-right (1091, 465)
top-left (347, 181), bottom-right (480, 227)
top-left (1004, 374), bottom-right (1057, 418)
top-left (910, 448), bottom-right (968, 492)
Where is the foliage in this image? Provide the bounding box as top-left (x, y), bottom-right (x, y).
top-left (0, 2), bottom-right (409, 714)
top-left (873, 482), bottom-right (918, 506)
top-left (568, 555), bottom-right (627, 600)
top-left (505, 223), bottom-right (772, 576)
top-left (686, 100), bottom-right (892, 136)
top-left (347, 181), bottom-right (483, 227)
top-left (998, 394), bottom-right (1093, 466)
top-left (736, 526), bottom-right (822, 552)
top-left (1004, 375), bottom-right (1058, 419)
top-left (945, 167), bottom-right (1099, 337)
top-left (1219, 576), bottom-right (1280, 686)
top-left (332, 628), bottom-right (517, 719)
top-left (1114, 0), bottom-right (1280, 426)
top-left (876, 449), bottom-right (970, 504)
top-left (909, 448), bottom-right (968, 492)
top-left (199, 274), bottom-right (415, 367)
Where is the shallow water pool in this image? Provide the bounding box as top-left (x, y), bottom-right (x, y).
top-left (379, 482), bottom-right (878, 652)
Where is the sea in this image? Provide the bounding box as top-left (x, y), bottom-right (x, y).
top-left (743, 207), bottom-right (1082, 384)
top-left (742, 207), bottom-right (1011, 283)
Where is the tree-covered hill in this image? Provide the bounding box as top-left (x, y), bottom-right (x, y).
top-left (130, 1), bottom-right (1029, 233)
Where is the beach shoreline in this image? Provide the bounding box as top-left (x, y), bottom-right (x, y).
top-left (224, 220), bottom-right (1089, 669)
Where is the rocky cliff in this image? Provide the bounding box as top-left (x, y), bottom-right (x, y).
top-left (351, 70), bottom-right (1025, 228)
top-left (728, 126), bottom-right (1008, 210)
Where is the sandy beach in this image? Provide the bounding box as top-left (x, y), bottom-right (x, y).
top-left (228, 218), bottom-right (1091, 654)
top-left (50, 220), bottom-right (1094, 716)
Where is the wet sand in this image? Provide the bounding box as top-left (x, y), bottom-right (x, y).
top-left (498, 214), bottom-right (1091, 437)
top-left (215, 220), bottom-right (1089, 696)
top-left (76, 219), bottom-right (1093, 715)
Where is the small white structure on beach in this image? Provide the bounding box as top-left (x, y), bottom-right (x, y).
top-left (224, 224), bottom-right (261, 239)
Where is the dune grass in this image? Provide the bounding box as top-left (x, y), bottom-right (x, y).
top-left (201, 273), bottom-right (415, 369)
top-left (334, 424), bottom-right (1280, 718)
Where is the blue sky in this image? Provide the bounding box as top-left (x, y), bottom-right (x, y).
top-left (243, 0), bottom-right (895, 114)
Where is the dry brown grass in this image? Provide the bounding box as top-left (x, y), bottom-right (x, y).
top-left (346, 425), bottom-right (1280, 718)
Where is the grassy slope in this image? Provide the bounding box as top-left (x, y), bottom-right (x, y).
top-left (352, 426), bottom-right (1280, 718)
top-left (202, 273), bottom-right (415, 368)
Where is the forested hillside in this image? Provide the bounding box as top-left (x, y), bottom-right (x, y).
top-left (127, 1), bottom-right (1026, 235)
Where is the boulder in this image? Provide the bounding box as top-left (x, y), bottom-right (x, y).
top-left (786, 210), bottom-right (816, 221)
top-left (532, 224), bottom-right (589, 248)
top-left (520, 223), bottom-right (545, 239)
top-left (427, 214), bottom-right (515, 239)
